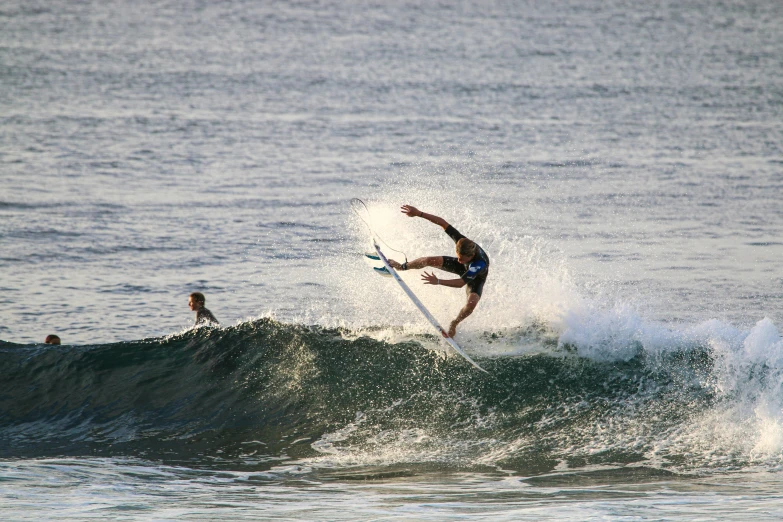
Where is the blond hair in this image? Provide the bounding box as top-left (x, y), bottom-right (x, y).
top-left (456, 238), bottom-right (476, 257)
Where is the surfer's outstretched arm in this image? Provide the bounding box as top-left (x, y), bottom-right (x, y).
top-left (401, 205), bottom-right (449, 230)
top-left (420, 271), bottom-right (465, 288)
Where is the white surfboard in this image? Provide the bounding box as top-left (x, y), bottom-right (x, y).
top-left (370, 242), bottom-right (489, 374)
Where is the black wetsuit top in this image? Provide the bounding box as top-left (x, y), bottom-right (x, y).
top-left (441, 225), bottom-right (490, 296)
top-left (195, 308), bottom-right (219, 326)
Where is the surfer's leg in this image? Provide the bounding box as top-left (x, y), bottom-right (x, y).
top-left (448, 292), bottom-right (481, 337)
top-left (389, 256), bottom-right (444, 270)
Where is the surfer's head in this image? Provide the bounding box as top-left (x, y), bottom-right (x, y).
top-left (189, 292), bottom-right (206, 311)
top-left (44, 334), bottom-right (61, 345)
top-left (456, 238), bottom-right (476, 263)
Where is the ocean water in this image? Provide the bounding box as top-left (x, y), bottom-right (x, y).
top-left (2, 0), bottom-right (783, 519)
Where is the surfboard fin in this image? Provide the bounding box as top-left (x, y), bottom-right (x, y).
top-left (373, 266), bottom-right (392, 277)
top-left (364, 252), bottom-right (381, 261)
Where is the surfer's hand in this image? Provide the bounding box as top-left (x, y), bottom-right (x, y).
top-left (447, 321), bottom-right (458, 338)
top-left (401, 205), bottom-right (421, 218)
top-left (388, 259), bottom-right (402, 269)
top-left (421, 271), bottom-right (438, 285)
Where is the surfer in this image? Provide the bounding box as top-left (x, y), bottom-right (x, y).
top-left (44, 334), bottom-right (61, 345)
top-left (388, 205), bottom-right (489, 338)
top-left (188, 292), bottom-right (219, 327)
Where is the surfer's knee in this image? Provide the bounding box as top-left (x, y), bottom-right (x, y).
top-left (425, 256), bottom-right (444, 268)
top-left (466, 293), bottom-right (481, 309)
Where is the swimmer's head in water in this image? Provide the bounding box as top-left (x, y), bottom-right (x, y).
top-left (189, 292), bottom-right (206, 311)
top-left (45, 334), bottom-right (61, 345)
top-left (456, 238), bottom-right (476, 264)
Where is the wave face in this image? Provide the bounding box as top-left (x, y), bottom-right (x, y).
top-left (2, 317), bottom-right (782, 475)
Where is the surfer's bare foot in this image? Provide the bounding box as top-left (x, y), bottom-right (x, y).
top-left (448, 321), bottom-right (458, 338)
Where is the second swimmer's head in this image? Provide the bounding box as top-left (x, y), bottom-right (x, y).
top-left (189, 292), bottom-right (206, 311)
